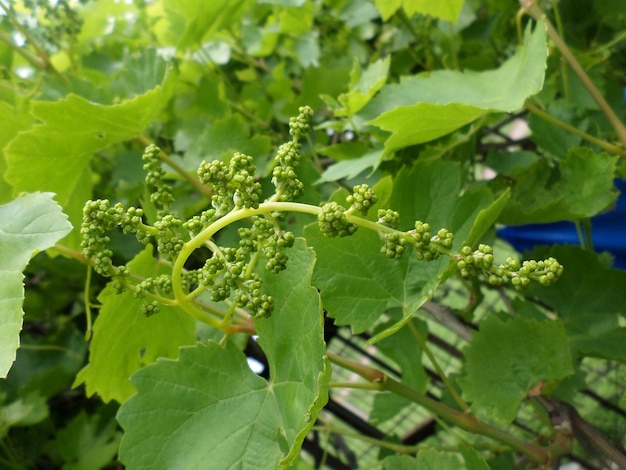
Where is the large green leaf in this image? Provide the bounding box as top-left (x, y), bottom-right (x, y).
top-left (0, 101), bottom-right (34, 204)
top-left (161, 0), bottom-right (253, 49)
top-left (307, 159), bottom-right (503, 342)
top-left (0, 192), bottom-right (72, 377)
top-left (373, 0), bottom-right (463, 22)
top-left (336, 56), bottom-right (390, 117)
top-left (500, 147), bottom-right (618, 224)
top-left (528, 245), bottom-right (626, 361)
top-left (458, 316), bottom-right (573, 423)
top-left (117, 239), bottom-right (329, 469)
top-left (365, 18), bottom-right (547, 151)
top-left (4, 67), bottom-right (175, 248)
top-left (74, 246), bottom-right (196, 403)
top-left (403, 0), bottom-right (464, 22)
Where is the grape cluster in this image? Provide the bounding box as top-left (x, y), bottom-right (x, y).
top-left (143, 145), bottom-right (174, 209)
top-left (346, 184), bottom-right (377, 216)
top-left (197, 153), bottom-right (263, 213)
top-left (318, 201), bottom-right (358, 237)
top-left (456, 244), bottom-right (564, 287)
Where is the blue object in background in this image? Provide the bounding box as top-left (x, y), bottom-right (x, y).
top-left (498, 180), bottom-right (626, 269)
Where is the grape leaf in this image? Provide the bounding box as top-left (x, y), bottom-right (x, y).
top-left (55, 411), bottom-right (121, 470)
top-left (0, 101), bottom-right (34, 204)
top-left (74, 246), bottom-right (196, 403)
top-left (384, 449), bottom-right (462, 469)
top-left (308, 159), bottom-right (504, 342)
top-left (528, 245), bottom-right (626, 361)
top-left (0, 192), bottom-right (72, 377)
top-left (458, 316), bottom-right (573, 423)
top-left (500, 147), bottom-right (618, 224)
top-left (365, 18), bottom-right (547, 151)
top-left (373, 0), bottom-right (402, 21)
top-left (306, 225), bottom-right (448, 336)
top-left (336, 56), bottom-right (390, 117)
top-left (161, 0), bottom-right (253, 49)
top-left (5, 69), bottom-right (175, 248)
top-left (403, 0), bottom-right (464, 23)
top-left (118, 240), bottom-right (329, 469)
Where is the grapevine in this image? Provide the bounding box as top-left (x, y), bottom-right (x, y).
top-left (80, 106), bottom-right (564, 333)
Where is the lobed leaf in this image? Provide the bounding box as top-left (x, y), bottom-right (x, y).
top-left (458, 316), bottom-right (573, 423)
top-left (500, 147), bottom-right (618, 224)
top-left (5, 65), bottom-right (175, 248)
top-left (308, 158), bottom-right (505, 342)
top-left (336, 57), bottom-right (390, 117)
top-left (74, 246), bottom-right (196, 403)
top-left (0, 192), bottom-right (72, 377)
top-left (118, 239), bottom-right (329, 469)
top-left (365, 18), bottom-right (547, 151)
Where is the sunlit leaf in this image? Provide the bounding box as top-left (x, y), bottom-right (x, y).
top-left (365, 18), bottom-right (547, 151)
top-left (0, 193), bottom-right (72, 377)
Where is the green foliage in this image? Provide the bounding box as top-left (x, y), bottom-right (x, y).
top-left (2, 0), bottom-right (626, 468)
top-left (0, 192), bottom-right (72, 377)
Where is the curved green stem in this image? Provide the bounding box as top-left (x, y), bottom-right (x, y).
top-left (525, 102), bottom-right (626, 157)
top-left (407, 319), bottom-right (469, 412)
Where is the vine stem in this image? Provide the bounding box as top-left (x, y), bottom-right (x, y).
top-left (524, 102), bottom-right (626, 157)
top-left (520, 0), bottom-right (626, 149)
top-left (326, 351), bottom-right (563, 465)
top-left (407, 319), bottom-right (469, 412)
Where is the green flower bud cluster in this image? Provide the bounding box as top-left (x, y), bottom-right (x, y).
top-left (272, 106), bottom-right (313, 202)
top-left (456, 244), bottom-right (564, 288)
top-left (154, 214), bottom-right (184, 262)
top-left (81, 199), bottom-right (125, 276)
top-left (318, 201), bottom-right (358, 237)
top-left (381, 232), bottom-right (407, 259)
top-left (408, 222), bottom-right (453, 261)
top-left (377, 209), bottom-right (400, 229)
top-left (143, 144), bottom-right (174, 209)
top-left (346, 184), bottom-right (377, 216)
top-left (199, 241), bottom-right (275, 319)
top-left (238, 216), bottom-right (296, 274)
top-left (197, 153), bottom-right (263, 213)
top-left (289, 105), bottom-right (314, 139)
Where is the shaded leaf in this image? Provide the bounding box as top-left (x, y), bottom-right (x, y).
top-left (0, 192), bottom-right (72, 377)
top-left (501, 148), bottom-right (618, 224)
top-left (459, 316), bottom-right (573, 423)
top-left (384, 449), bottom-right (462, 469)
top-left (55, 411), bottom-right (121, 470)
